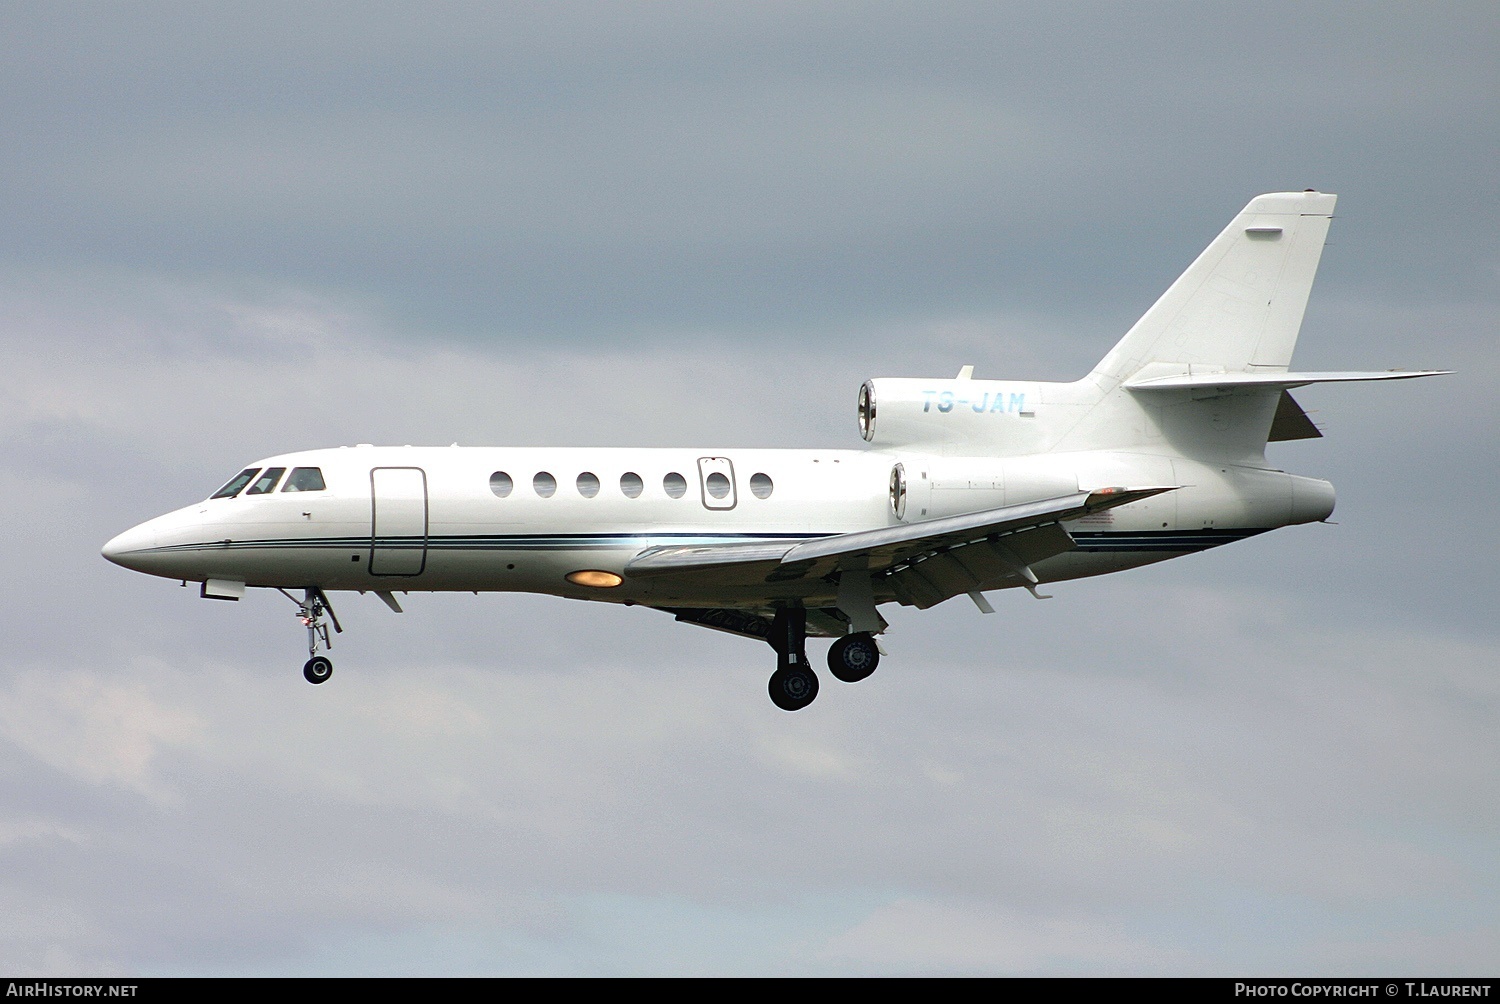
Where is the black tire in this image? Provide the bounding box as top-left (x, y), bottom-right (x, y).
top-left (303, 656), bottom-right (333, 685)
top-left (768, 665), bottom-right (819, 711)
top-left (827, 633), bottom-right (879, 683)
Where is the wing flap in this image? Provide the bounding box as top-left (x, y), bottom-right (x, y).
top-left (886, 522), bottom-right (1076, 609)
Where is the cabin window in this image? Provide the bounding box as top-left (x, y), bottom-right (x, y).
top-left (533, 472), bottom-right (557, 498)
top-left (663, 472), bottom-right (687, 499)
top-left (620, 472), bottom-right (644, 498)
top-left (577, 472), bottom-right (600, 498)
top-left (489, 471), bottom-right (513, 498)
top-left (705, 472), bottom-right (731, 499)
top-left (749, 473), bottom-right (774, 499)
top-left (211, 468), bottom-right (259, 499)
top-left (282, 467), bottom-right (327, 492)
top-left (246, 467), bottom-right (286, 495)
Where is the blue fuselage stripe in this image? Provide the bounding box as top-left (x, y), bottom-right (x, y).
top-left (139, 527), bottom-right (1272, 556)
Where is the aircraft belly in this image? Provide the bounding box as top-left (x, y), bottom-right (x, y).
top-left (1031, 549), bottom-right (1181, 582)
top-left (408, 547), bottom-right (835, 606)
top-left (627, 581), bottom-right (841, 609)
top-left (123, 521), bottom-right (367, 586)
top-left (1038, 525), bottom-right (1275, 583)
top-left (418, 543), bottom-right (631, 593)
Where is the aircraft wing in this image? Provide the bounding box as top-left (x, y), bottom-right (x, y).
top-left (627, 487), bottom-right (1174, 608)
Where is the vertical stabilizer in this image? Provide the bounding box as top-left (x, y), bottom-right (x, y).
top-left (1090, 191), bottom-right (1336, 388)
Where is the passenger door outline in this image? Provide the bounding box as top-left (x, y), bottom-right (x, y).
top-left (369, 467), bottom-right (428, 576)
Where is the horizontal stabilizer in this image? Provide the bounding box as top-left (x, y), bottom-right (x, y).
top-left (1124, 369), bottom-right (1451, 391)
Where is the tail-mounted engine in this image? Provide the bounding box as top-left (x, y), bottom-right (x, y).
top-left (859, 377), bottom-right (1042, 453)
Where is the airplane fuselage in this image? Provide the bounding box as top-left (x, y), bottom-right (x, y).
top-left (103, 443), bottom-right (1335, 610)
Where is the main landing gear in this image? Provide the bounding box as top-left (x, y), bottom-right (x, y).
top-left (279, 587), bottom-right (341, 684)
top-left (765, 608), bottom-right (881, 711)
top-left (767, 608), bottom-right (817, 711)
top-left (827, 632), bottom-right (880, 683)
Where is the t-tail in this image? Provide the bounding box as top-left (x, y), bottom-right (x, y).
top-left (1093, 190), bottom-right (1338, 388)
top-left (858, 191), bottom-right (1448, 462)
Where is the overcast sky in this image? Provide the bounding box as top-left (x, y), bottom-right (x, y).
top-left (1, 1), bottom-right (1496, 976)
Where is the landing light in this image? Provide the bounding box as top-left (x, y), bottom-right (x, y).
top-left (566, 570), bottom-right (623, 588)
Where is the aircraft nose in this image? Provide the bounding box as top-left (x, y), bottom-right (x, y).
top-left (101, 522), bottom-right (158, 571)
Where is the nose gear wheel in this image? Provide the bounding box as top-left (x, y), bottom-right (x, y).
top-left (279, 587), bottom-right (342, 684)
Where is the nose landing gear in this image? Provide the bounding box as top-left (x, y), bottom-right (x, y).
top-left (280, 588), bottom-right (341, 685)
top-left (303, 655), bottom-right (333, 684)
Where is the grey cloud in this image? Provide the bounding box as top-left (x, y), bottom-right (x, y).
top-left (2, 4), bottom-right (1495, 339)
top-left (1, 0), bottom-right (1496, 977)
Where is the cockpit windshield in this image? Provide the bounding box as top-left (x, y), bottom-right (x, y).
top-left (245, 467), bottom-right (286, 495)
top-left (211, 465), bottom-right (325, 499)
top-left (211, 468), bottom-right (260, 499)
top-left (282, 467), bottom-right (326, 492)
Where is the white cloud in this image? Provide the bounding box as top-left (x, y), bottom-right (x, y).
top-left (0, 664), bottom-right (207, 804)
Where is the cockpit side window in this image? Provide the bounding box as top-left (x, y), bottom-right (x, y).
top-left (281, 467), bottom-right (327, 492)
top-left (211, 469), bottom-right (260, 499)
top-left (245, 467), bottom-right (287, 495)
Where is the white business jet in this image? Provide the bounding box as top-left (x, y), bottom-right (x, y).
top-left (103, 192), bottom-right (1445, 710)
